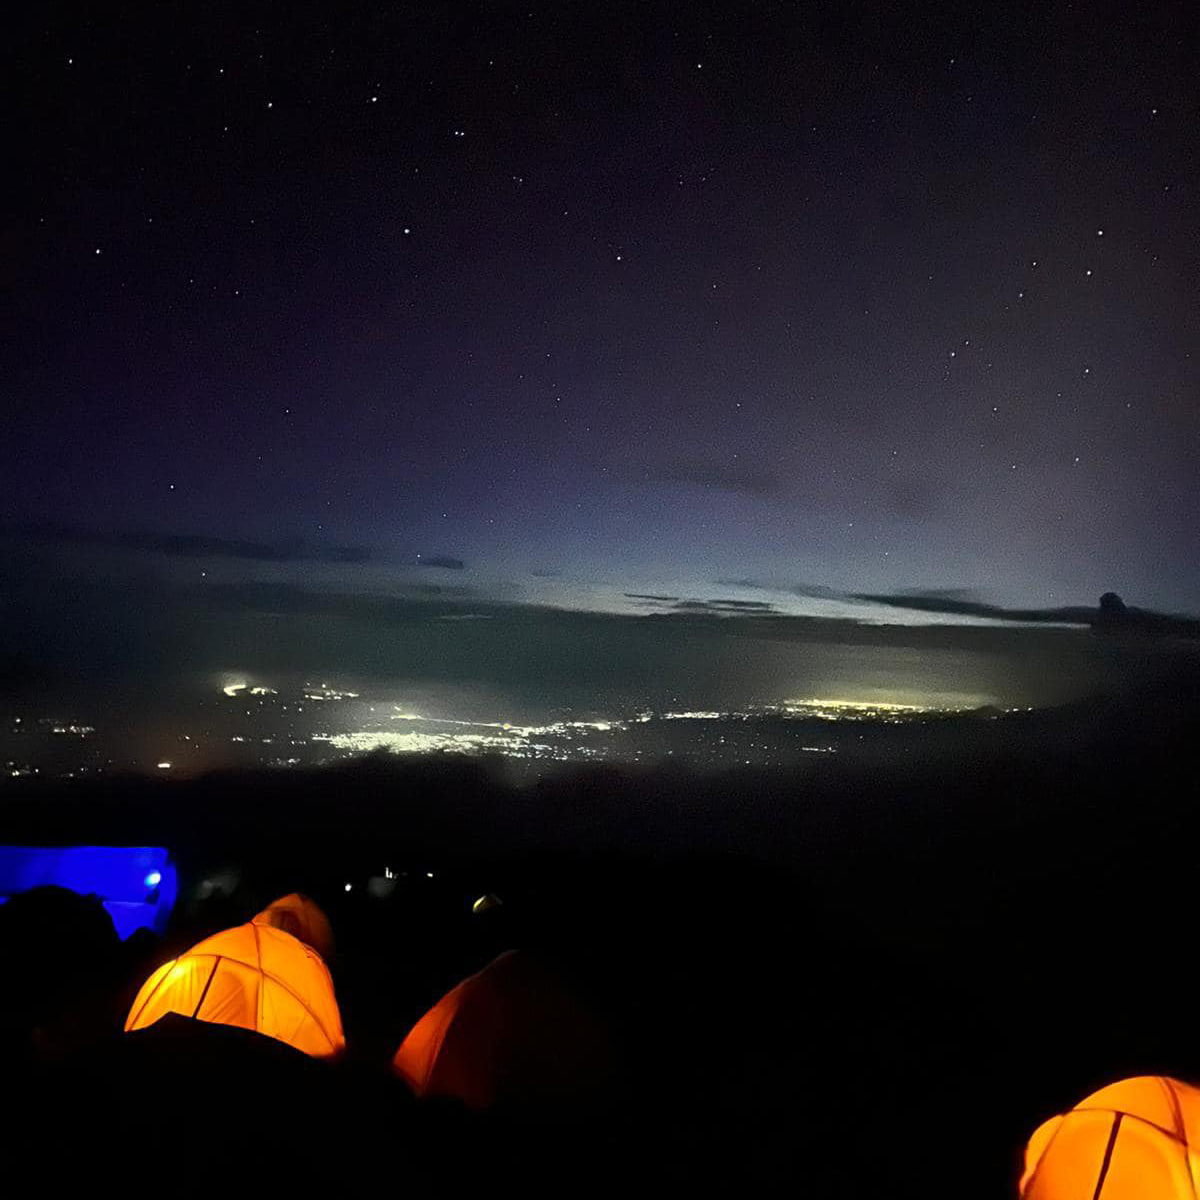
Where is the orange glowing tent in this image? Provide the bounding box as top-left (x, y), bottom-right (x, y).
top-left (1020, 1075), bottom-right (1200, 1198)
top-left (253, 892), bottom-right (334, 959)
top-left (392, 949), bottom-right (618, 1114)
top-left (125, 922), bottom-right (345, 1058)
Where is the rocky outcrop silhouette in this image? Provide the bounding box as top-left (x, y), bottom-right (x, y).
top-left (1092, 592), bottom-right (1200, 638)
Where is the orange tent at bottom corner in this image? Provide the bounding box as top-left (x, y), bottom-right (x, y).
top-left (1020, 1075), bottom-right (1200, 1199)
top-left (124, 921), bottom-right (345, 1059)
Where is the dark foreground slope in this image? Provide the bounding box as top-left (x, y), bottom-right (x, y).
top-left (2, 677), bottom-right (1199, 1195)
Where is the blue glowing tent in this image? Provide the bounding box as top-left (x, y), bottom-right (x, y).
top-left (0, 845), bottom-right (177, 939)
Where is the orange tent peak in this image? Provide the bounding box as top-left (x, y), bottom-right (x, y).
top-left (252, 892), bottom-right (335, 959)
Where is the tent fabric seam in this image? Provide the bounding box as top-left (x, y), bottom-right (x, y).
top-left (1090, 1112), bottom-right (1122, 1200)
top-left (192, 956), bottom-right (222, 1018)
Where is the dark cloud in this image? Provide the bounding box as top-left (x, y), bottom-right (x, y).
top-left (849, 590), bottom-right (1097, 625)
top-left (639, 597), bottom-right (780, 615)
top-left (4, 523), bottom-right (373, 565)
top-left (713, 578), bottom-right (775, 591)
top-left (892, 588), bottom-right (978, 602)
top-left (715, 581), bottom-right (1174, 629)
top-left (416, 555), bottom-right (467, 570)
top-left (405, 582), bottom-right (477, 597)
top-left (1, 523), bottom-right (479, 575)
top-left (625, 593), bottom-right (777, 614)
top-left (687, 598), bottom-right (777, 613)
top-left (714, 578), bottom-right (846, 601)
top-left (656, 463), bottom-right (779, 497)
top-left (854, 589), bottom-right (1200, 636)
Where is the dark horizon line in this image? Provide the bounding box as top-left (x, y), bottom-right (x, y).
top-left (5, 521), bottom-right (1198, 632)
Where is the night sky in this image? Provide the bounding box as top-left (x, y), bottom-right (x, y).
top-left (4, 3), bottom-right (1199, 717)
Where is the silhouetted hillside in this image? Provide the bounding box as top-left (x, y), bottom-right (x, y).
top-left (3, 674), bottom-right (1200, 1194)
